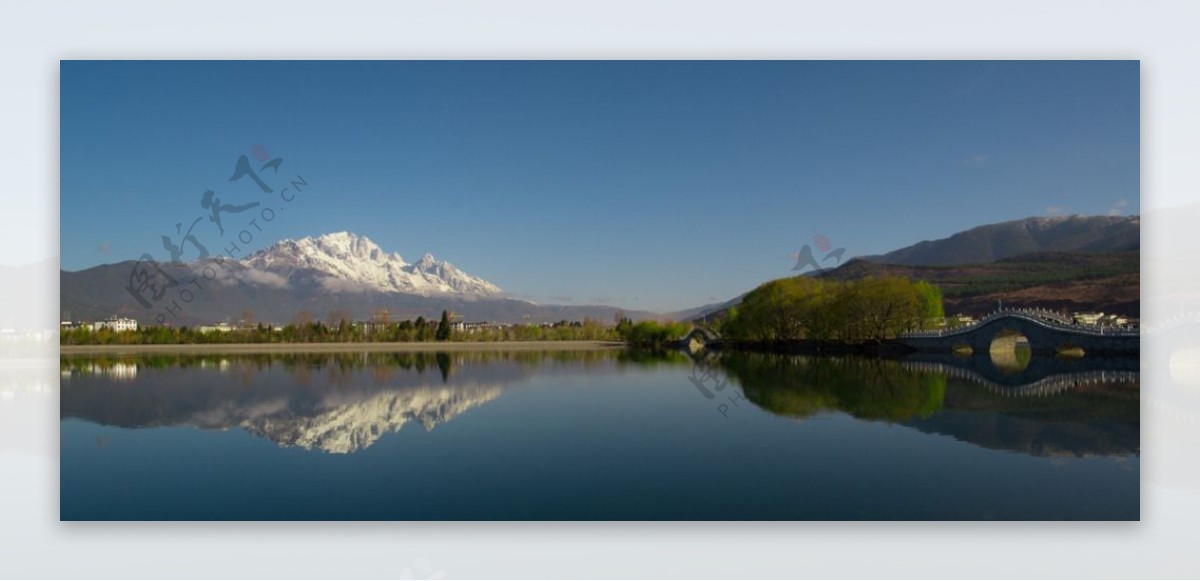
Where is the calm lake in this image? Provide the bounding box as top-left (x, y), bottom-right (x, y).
top-left (60, 348), bottom-right (1139, 520)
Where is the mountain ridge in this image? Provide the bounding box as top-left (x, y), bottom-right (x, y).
top-left (60, 257), bottom-right (655, 326)
top-left (866, 214), bottom-right (1139, 266)
top-left (684, 215), bottom-right (1141, 322)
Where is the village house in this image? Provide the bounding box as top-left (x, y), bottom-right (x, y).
top-left (92, 317), bottom-right (138, 332)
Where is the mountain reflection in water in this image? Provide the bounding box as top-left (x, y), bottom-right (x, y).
top-left (60, 350), bottom-right (670, 454)
top-left (61, 349), bottom-right (1137, 458)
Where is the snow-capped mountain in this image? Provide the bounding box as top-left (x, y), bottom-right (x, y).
top-left (241, 231), bottom-right (502, 296)
top-left (243, 384), bottom-right (504, 454)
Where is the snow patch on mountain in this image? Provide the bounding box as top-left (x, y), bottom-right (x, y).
top-left (240, 232), bottom-right (502, 296)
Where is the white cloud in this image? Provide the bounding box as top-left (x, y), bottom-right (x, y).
top-left (317, 277), bottom-right (369, 293)
top-left (1107, 199), bottom-right (1129, 216)
top-left (211, 267), bottom-right (291, 289)
top-left (1044, 206), bottom-right (1064, 216)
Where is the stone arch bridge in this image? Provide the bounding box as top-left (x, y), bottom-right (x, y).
top-left (897, 309), bottom-right (1139, 355)
top-left (681, 326), bottom-right (722, 350)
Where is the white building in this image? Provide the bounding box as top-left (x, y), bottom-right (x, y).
top-left (452, 321), bottom-right (493, 333)
top-left (94, 317), bottom-right (138, 332)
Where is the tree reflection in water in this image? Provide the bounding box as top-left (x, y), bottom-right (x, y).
top-left (718, 353), bottom-right (946, 422)
top-left (710, 351), bottom-right (1139, 458)
top-left (61, 349), bottom-right (1138, 458)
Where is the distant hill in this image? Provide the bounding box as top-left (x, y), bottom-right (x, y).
top-left (663, 296), bottom-right (745, 323)
top-left (690, 251), bottom-right (1139, 321)
top-left (868, 215), bottom-right (1139, 266)
top-left (686, 215), bottom-right (1141, 322)
top-left (816, 251), bottom-right (1139, 317)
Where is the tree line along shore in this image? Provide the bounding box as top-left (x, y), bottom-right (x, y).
top-left (62, 276), bottom-right (945, 349)
top-left (61, 308), bottom-right (692, 346)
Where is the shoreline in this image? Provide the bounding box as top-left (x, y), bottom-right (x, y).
top-left (59, 340), bottom-right (627, 356)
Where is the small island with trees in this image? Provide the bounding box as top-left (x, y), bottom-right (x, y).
top-left (712, 275), bottom-right (943, 353)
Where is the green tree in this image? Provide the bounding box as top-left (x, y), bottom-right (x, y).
top-left (615, 317), bottom-right (633, 339)
top-left (415, 316), bottom-right (428, 342)
top-left (436, 310), bottom-right (452, 341)
top-left (722, 275), bottom-right (944, 343)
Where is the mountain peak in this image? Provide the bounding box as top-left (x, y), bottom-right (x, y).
top-left (299, 231), bottom-right (388, 261)
top-left (308, 231), bottom-right (373, 246)
top-left (317, 230), bottom-right (360, 241)
top-left (241, 232), bottom-right (501, 296)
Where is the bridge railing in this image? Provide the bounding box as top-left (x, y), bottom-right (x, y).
top-left (898, 308), bottom-right (1140, 339)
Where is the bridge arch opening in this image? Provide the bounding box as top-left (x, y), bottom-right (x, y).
top-left (682, 327), bottom-right (720, 353)
top-left (989, 328), bottom-right (1031, 373)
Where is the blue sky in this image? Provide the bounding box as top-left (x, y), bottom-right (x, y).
top-left (61, 61), bottom-right (1139, 312)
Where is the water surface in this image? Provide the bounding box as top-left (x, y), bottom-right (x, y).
top-left (60, 349), bottom-right (1139, 520)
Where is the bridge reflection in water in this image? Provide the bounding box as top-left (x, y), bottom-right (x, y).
top-left (61, 348), bottom-right (1138, 520)
top-left (705, 351), bottom-right (1139, 458)
top-left (61, 349), bottom-right (1138, 460)
top-left (897, 351), bottom-right (1139, 396)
